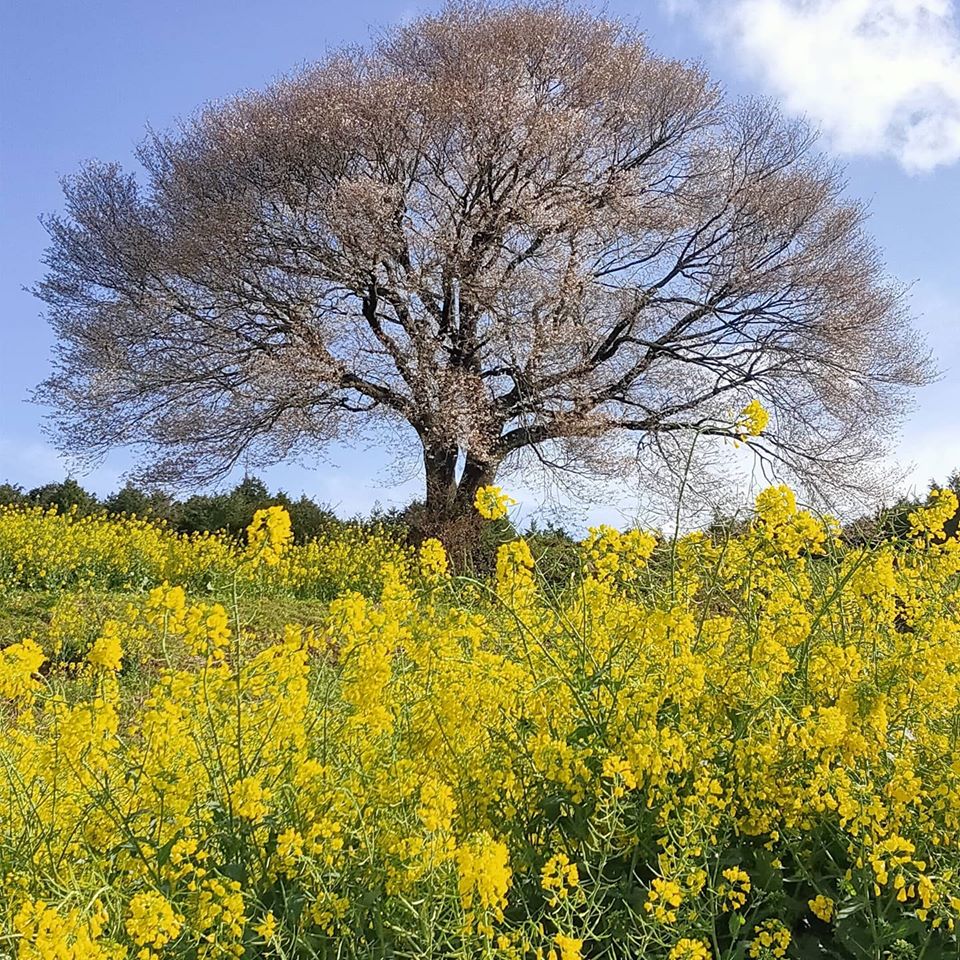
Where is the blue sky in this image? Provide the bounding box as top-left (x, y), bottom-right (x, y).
top-left (1, 0), bottom-right (958, 523)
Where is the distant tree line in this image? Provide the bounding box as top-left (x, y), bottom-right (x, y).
top-left (0, 475), bottom-right (357, 544)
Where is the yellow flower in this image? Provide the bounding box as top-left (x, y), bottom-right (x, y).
top-left (419, 537), bottom-right (449, 580)
top-left (808, 894), bottom-right (834, 922)
top-left (253, 911), bottom-right (278, 942)
top-left (125, 891), bottom-right (182, 950)
top-left (495, 539), bottom-right (536, 602)
top-left (645, 878), bottom-right (684, 924)
top-left (457, 833), bottom-right (512, 932)
top-left (670, 938), bottom-right (712, 960)
top-left (0, 638), bottom-right (45, 702)
top-left (582, 525), bottom-right (656, 583)
top-left (602, 755), bottom-right (638, 798)
top-left (542, 853), bottom-right (580, 903)
top-left (14, 899), bottom-right (116, 960)
top-left (737, 399), bottom-right (770, 437)
top-left (754, 485), bottom-right (797, 527)
top-left (749, 919), bottom-right (791, 958)
top-left (554, 933), bottom-right (583, 960)
top-left (246, 505), bottom-right (293, 565)
top-left (909, 487), bottom-right (959, 541)
top-left (719, 866), bottom-right (752, 911)
top-left (87, 624), bottom-right (123, 671)
top-left (418, 778), bottom-right (456, 833)
top-left (231, 775), bottom-right (270, 821)
top-left (474, 485), bottom-right (516, 521)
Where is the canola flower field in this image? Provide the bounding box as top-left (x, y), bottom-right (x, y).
top-left (2, 485), bottom-right (960, 960)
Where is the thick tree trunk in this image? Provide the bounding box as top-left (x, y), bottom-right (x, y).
top-left (452, 453), bottom-right (498, 517)
top-left (423, 444), bottom-right (459, 518)
top-left (418, 444), bottom-right (500, 560)
top-left (423, 444), bottom-right (499, 521)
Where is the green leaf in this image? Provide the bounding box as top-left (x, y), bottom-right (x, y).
top-left (219, 861), bottom-right (248, 884)
top-left (834, 898), bottom-right (865, 921)
top-left (155, 832), bottom-right (182, 869)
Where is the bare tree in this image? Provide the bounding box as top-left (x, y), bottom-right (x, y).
top-left (34, 2), bottom-right (932, 526)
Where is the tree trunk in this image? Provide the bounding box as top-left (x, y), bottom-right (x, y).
top-left (423, 443), bottom-right (459, 519)
top-left (423, 445), bottom-right (499, 522)
top-left (416, 445), bottom-right (501, 567)
top-left (452, 453), bottom-right (498, 517)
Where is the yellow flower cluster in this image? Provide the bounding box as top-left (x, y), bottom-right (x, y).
top-left (125, 892), bottom-right (182, 956)
top-left (87, 623), bottom-right (123, 671)
top-left (496, 538), bottom-right (536, 605)
top-left (737, 399), bottom-right (770, 437)
top-left (669, 938), bottom-right (712, 960)
top-left (0, 637), bottom-right (45, 703)
top-left (0, 503), bottom-right (411, 600)
top-left (418, 777), bottom-right (456, 833)
top-left (646, 877), bottom-right (685, 924)
top-left (232, 775), bottom-right (270, 821)
top-left (245, 505), bottom-right (293, 566)
top-left (719, 866), bottom-right (752, 911)
top-left (542, 852), bottom-right (580, 904)
top-left (0, 484), bottom-right (959, 959)
top-left (808, 894), bottom-right (834, 922)
top-left (474, 484), bottom-right (517, 520)
top-left (457, 833), bottom-right (512, 935)
top-left (14, 900), bottom-right (119, 960)
top-left (582, 524), bottom-right (657, 583)
top-left (553, 933), bottom-right (584, 960)
top-left (749, 919), bottom-right (791, 958)
top-left (418, 536), bottom-right (449, 580)
top-left (909, 487), bottom-right (959, 542)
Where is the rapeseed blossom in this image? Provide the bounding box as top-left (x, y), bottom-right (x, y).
top-left (14, 900), bottom-right (118, 960)
top-left (474, 484), bottom-right (516, 520)
top-left (582, 523), bottom-right (657, 584)
top-left (0, 501), bottom-right (410, 599)
top-left (246, 504), bottom-right (294, 565)
top-left (232, 776), bottom-right (270, 821)
top-left (719, 866), bottom-right (752, 912)
top-left (253, 911), bottom-right (278, 942)
top-left (0, 637), bottom-right (45, 701)
top-left (737, 398), bottom-right (770, 437)
top-left (669, 939), bottom-right (712, 960)
top-left (418, 778), bottom-right (456, 833)
top-left (542, 852), bottom-right (580, 903)
top-left (125, 892), bottom-right (182, 953)
top-left (87, 624), bottom-right (123, 671)
top-left (553, 933), bottom-right (584, 960)
top-left (457, 833), bottom-right (512, 934)
top-left (809, 895), bottom-right (834, 922)
top-left (418, 536), bottom-right (449, 580)
top-left (909, 487), bottom-right (959, 542)
top-left (646, 878), bottom-right (684, 924)
top-left (749, 919), bottom-right (791, 958)
top-left (0, 484), bottom-right (959, 958)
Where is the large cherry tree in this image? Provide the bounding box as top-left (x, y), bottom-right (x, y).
top-left (35, 3), bottom-right (930, 522)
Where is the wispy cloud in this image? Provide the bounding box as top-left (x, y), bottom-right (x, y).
top-left (667, 0), bottom-right (960, 172)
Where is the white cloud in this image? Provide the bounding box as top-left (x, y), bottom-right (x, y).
top-left (670, 0), bottom-right (960, 172)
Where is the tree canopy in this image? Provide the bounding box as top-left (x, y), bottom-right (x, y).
top-left (35, 2), bottom-right (931, 523)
